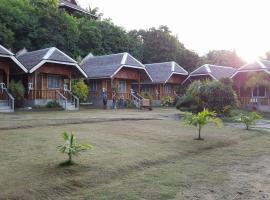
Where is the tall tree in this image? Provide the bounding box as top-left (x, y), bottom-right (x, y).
top-left (203, 50), bottom-right (245, 68)
top-left (130, 26), bottom-right (201, 71)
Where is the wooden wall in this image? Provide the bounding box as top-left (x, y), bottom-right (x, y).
top-left (167, 74), bottom-right (186, 84)
top-left (0, 58), bottom-right (10, 86)
top-left (113, 67), bottom-right (140, 80)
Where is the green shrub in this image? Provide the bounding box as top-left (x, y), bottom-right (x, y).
top-left (58, 132), bottom-right (92, 165)
top-left (141, 92), bottom-right (153, 105)
top-left (72, 79), bottom-right (89, 102)
top-left (161, 95), bottom-right (174, 107)
top-left (9, 80), bottom-right (25, 107)
top-left (184, 108), bottom-right (222, 140)
top-left (176, 95), bottom-right (200, 112)
top-left (177, 79), bottom-right (238, 115)
top-left (46, 100), bottom-right (60, 108)
top-left (235, 112), bottom-right (262, 130)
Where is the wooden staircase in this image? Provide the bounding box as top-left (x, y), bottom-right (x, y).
top-left (56, 90), bottom-right (79, 111)
top-left (0, 83), bottom-right (14, 113)
top-left (130, 91), bottom-right (150, 110)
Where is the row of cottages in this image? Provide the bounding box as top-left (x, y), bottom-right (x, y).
top-left (2, 43), bottom-right (270, 112)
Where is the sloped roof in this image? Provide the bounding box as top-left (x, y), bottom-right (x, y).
top-left (16, 47), bottom-right (87, 77)
top-left (81, 52), bottom-right (148, 79)
top-left (59, 0), bottom-right (97, 18)
top-left (0, 45), bottom-right (27, 72)
top-left (145, 61), bottom-right (188, 84)
top-left (183, 64), bottom-right (236, 84)
top-left (231, 59), bottom-right (270, 78)
top-left (0, 45), bottom-right (13, 56)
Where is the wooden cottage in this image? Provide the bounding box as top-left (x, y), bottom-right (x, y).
top-left (141, 62), bottom-right (188, 104)
top-left (182, 64), bottom-right (236, 84)
top-left (0, 45), bottom-right (27, 112)
top-left (15, 47), bottom-right (87, 110)
top-left (80, 52), bottom-right (152, 107)
top-left (58, 0), bottom-right (97, 19)
top-left (231, 59), bottom-right (270, 110)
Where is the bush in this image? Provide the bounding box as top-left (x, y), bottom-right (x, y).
top-left (46, 100), bottom-right (60, 108)
top-left (176, 79), bottom-right (239, 115)
top-left (72, 79), bottom-right (89, 102)
top-left (161, 95), bottom-right (174, 107)
top-left (141, 92), bottom-right (153, 105)
top-left (235, 112), bottom-right (262, 130)
top-left (176, 95), bottom-right (200, 112)
top-left (9, 80), bottom-right (25, 107)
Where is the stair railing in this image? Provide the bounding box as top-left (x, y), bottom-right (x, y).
top-left (66, 90), bottom-right (79, 110)
top-left (56, 90), bottom-right (67, 110)
top-left (3, 88), bottom-right (14, 112)
top-left (130, 90), bottom-right (141, 109)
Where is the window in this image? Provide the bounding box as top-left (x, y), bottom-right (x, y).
top-left (252, 86), bottom-right (266, 98)
top-left (48, 75), bottom-right (60, 89)
top-left (91, 80), bottom-right (98, 91)
top-left (118, 80), bottom-right (126, 93)
top-left (164, 84), bottom-right (172, 93)
top-left (141, 85), bottom-right (151, 93)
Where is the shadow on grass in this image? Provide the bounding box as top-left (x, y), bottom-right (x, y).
top-left (58, 160), bottom-right (76, 168)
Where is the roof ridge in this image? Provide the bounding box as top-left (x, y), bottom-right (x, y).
top-left (121, 52), bottom-right (128, 65)
top-left (208, 64), bottom-right (234, 69)
top-left (145, 61), bottom-right (174, 66)
top-left (17, 47), bottom-right (51, 57)
top-left (0, 45), bottom-right (14, 55)
top-left (43, 47), bottom-right (56, 60)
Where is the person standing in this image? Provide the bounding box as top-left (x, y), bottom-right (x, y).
top-left (112, 91), bottom-right (117, 109)
top-left (102, 88), bottom-right (108, 109)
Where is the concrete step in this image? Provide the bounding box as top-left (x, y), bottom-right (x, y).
top-left (66, 106), bottom-right (77, 111)
top-left (0, 105), bottom-right (13, 113)
top-left (0, 100), bottom-right (8, 106)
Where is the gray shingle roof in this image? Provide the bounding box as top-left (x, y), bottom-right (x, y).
top-left (59, 0), bottom-right (96, 18)
top-left (237, 61), bottom-right (264, 71)
top-left (80, 52), bottom-right (145, 78)
top-left (187, 64), bottom-right (236, 81)
top-left (0, 45), bottom-right (13, 56)
top-left (145, 61), bottom-right (188, 84)
top-left (16, 47), bottom-right (76, 71)
top-left (231, 59), bottom-right (270, 78)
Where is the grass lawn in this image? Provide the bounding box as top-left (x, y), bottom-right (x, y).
top-left (0, 108), bottom-right (270, 200)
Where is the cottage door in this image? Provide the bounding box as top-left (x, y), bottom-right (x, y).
top-left (0, 70), bottom-right (4, 83)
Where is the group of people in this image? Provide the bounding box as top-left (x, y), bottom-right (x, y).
top-left (101, 88), bottom-right (126, 109)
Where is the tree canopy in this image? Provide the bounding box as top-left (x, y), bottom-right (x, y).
top-left (0, 0), bottom-right (143, 59)
top-left (130, 26), bottom-right (201, 71)
top-left (202, 50), bottom-right (245, 68)
top-left (0, 0), bottom-right (246, 69)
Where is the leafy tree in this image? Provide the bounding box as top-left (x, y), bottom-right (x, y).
top-left (72, 79), bottom-right (89, 102)
top-left (58, 132), bottom-right (92, 165)
top-left (9, 80), bottom-right (25, 107)
top-left (203, 50), bottom-right (245, 68)
top-left (86, 6), bottom-right (103, 19)
top-left (177, 79), bottom-right (238, 114)
top-left (184, 108), bottom-right (222, 140)
top-left (236, 112), bottom-right (262, 130)
top-left (245, 72), bottom-right (270, 90)
top-left (130, 26), bottom-right (201, 71)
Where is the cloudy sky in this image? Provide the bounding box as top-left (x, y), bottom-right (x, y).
top-left (79, 0), bottom-right (270, 61)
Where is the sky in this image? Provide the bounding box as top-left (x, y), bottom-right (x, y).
top-left (79, 0), bottom-right (270, 61)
